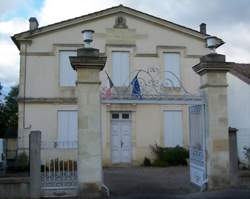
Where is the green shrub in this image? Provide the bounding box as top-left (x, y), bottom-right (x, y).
top-left (16, 152), bottom-right (29, 171)
top-left (142, 157), bottom-right (152, 167)
top-left (151, 144), bottom-right (189, 167)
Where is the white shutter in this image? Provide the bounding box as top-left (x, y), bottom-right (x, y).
top-left (112, 52), bottom-right (129, 86)
top-left (164, 53), bottom-right (181, 87)
top-left (59, 51), bottom-right (77, 86)
top-left (164, 111), bottom-right (183, 147)
top-left (58, 111), bottom-right (68, 142)
top-left (58, 111), bottom-right (78, 148)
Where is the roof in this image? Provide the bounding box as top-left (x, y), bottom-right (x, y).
top-left (230, 63), bottom-right (250, 84)
top-left (12, 4), bottom-right (208, 49)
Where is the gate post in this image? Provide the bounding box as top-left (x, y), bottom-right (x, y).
top-left (70, 32), bottom-right (107, 198)
top-left (29, 130), bottom-right (41, 199)
top-left (229, 127), bottom-right (238, 185)
top-left (193, 53), bottom-right (232, 190)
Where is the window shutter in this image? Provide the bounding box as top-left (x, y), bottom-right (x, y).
top-left (112, 52), bottom-right (129, 86)
top-left (59, 51), bottom-right (77, 86)
top-left (58, 111), bottom-right (78, 148)
top-left (164, 53), bottom-right (181, 87)
top-left (164, 111), bottom-right (183, 147)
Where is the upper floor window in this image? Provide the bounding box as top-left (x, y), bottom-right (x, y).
top-left (164, 53), bottom-right (181, 87)
top-left (59, 51), bottom-right (77, 87)
top-left (112, 51), bottom-right (129, 86)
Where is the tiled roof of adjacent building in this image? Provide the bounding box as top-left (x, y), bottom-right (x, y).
top-left (231, 63), bottom-right (250, 84)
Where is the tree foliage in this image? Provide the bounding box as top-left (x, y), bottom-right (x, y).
top-left (0, 84), bottom-right (18, 136)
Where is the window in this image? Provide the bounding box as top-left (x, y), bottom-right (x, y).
top-left (111, 112), bottom-right (131, 120)
top-left (59, 51), bottom-right (77, 86)
top-left (164, 111), bottom-right (183, 147)
top-left (58, 111), bottom-right (78, 148)
top-left (112, 113), bottom-right (119, 119)
top-left (164, 53), bottom-right (181, 87)
top-left (122, 113), bottom-right (130, 119)
top-left (112, 51), bottom-right (129, 86)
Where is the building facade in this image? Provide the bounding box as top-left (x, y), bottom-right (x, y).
top-left (12, 5), bottom-right (211, 166)
top-left (228, 64), bottom-right (250, 166)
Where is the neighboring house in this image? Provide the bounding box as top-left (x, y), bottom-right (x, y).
top-left (11, 5), bottom-right (213, 166)
top-left (228, 64), bottom-right (250, 165)
top-left (0, 128), bottom-right (17, 169)
top-left (4, 128), bottom-right (17, 161)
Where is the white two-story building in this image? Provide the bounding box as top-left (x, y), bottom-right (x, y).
top-left (12, 5), bottom-right (216, 166)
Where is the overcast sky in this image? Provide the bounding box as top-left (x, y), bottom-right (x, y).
top-left (1, 0), bottom-right (250, 91)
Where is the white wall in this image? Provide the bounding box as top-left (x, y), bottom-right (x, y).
top-left (228, 73), bottom-right (250, 164)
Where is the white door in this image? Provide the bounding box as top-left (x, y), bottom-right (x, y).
top-left (111, 113), bottom-right (132, 163)
top-left (120, 120), bottom-right (132, 163)
top-left (164, 111), bottom-right (183, 147)
top-left (111, 120), bottom-right (121, 163)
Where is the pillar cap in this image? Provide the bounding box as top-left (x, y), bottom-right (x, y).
top-left (229, 127), bottom-right (238, 133)
top-left (193, 53), bottom-right (233, 75)
top-left (70, 48), bottom-right (107, 71)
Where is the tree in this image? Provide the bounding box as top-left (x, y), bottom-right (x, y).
top-left (0, 83), bottom-right (2, 96)
top-left (0, 83), bottom-right (5, 134)
top-left (0, 85), bottom-right (18, 136)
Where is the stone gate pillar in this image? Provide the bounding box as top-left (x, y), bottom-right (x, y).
top-left (70, 46), bottom-right (106, 198)
top-left (193, 53), bottom-right (232, 189)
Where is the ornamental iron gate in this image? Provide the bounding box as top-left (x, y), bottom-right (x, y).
top-left (102, 68), bottom-right (208, 188)
top-left (189, 104), bottom-right (207, 189)
top-left (40, 141), bottom-right (78, 197)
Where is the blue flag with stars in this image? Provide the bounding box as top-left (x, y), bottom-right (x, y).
top-left (131, 73), bottom-right (142, 99)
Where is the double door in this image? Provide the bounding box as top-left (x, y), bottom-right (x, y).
top-left (111, 112), bottom-right (132, 164)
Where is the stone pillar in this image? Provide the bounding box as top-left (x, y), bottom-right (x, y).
top-left (70, 48), bottom-right (106, 198)
top-left (229, 127), bottom-right (238, 185)
top-left (29, 131), bottom-right (41, 199)
top-left (193, 53), bottom-right (232, 190)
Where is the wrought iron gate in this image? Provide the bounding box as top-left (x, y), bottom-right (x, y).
top-left (189, 104), bottom-right (207, 189)
top-left (40, 141), bottom-right (78, 197)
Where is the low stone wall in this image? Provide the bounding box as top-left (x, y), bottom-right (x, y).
top-left (0, 177), bottom-right (30, 199)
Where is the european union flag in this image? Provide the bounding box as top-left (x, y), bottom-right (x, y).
top-left (131, 74), bottom-right (142, 99)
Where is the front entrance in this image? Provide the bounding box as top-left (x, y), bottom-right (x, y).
top-left (111, 112), bottom-right (132, 164)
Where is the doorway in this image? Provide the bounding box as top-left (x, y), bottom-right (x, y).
top-left (111, 112), bottom-right (132, 164)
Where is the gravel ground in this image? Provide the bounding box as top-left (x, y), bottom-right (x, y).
top-left (103, 166), bottom-right (250, 199)
top-left (104, 166), bottom-right (198, 197)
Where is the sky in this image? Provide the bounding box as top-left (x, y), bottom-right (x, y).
top-left (0, 0), bottom-right (250, 93)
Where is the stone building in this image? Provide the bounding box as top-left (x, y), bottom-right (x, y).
top-left (12, 5), bottom-right (213, 166)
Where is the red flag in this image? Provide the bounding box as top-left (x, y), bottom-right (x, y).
top-left (104, 71), bottom-right (114, 99)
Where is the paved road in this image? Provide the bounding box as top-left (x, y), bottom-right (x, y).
top-left (103, 167), bottom-right (250, 199)
top-left (106, 189), bottom-right (250, 199)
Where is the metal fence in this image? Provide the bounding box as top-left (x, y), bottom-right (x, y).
top-left (40, 141), bottom-right (78, 197)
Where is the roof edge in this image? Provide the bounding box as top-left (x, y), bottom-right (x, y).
top-left (12, 4), bottom-right (208, 47)
top-left (230, 63), bottom-right (250, 85)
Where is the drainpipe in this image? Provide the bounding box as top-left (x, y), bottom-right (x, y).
top-left (23, 43), bottom-right (32, 130)
top-left (19, 43), bottom-right (31, 153)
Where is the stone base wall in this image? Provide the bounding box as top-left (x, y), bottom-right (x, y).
top-left (0, 177), bottom-right (30, 199)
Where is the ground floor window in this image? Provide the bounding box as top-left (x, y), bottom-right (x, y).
top-left (164, 110), bottom-right (183, 147)
top-left (57, 110), bottom-right (78, 148)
